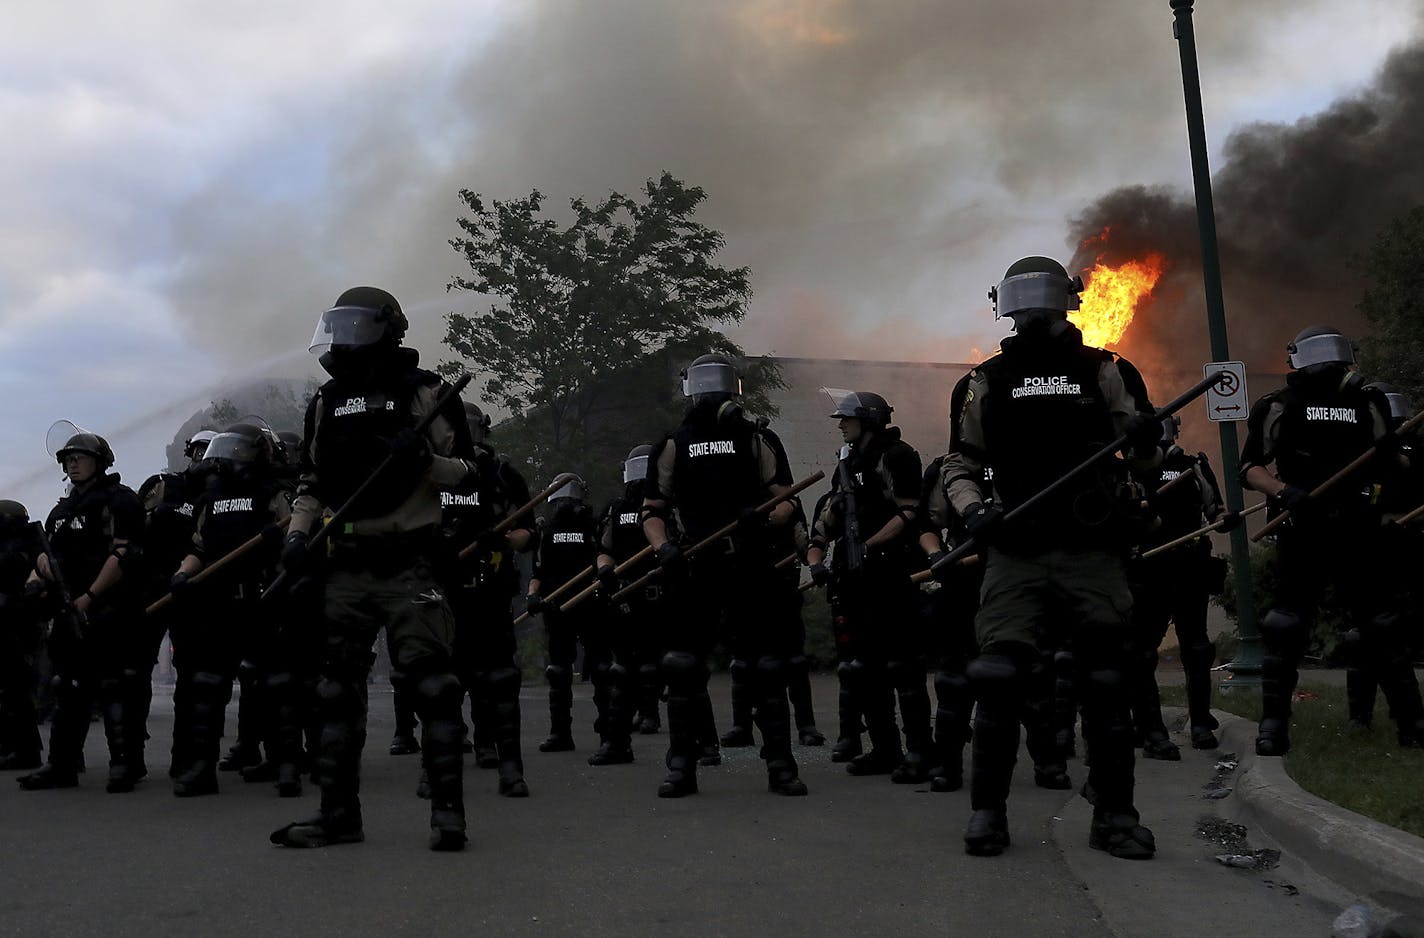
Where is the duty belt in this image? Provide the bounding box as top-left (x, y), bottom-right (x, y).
top-left (330, 525), bottom-right (438, 570)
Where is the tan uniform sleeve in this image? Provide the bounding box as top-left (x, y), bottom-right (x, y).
top-left (943, 371), bottom-right (991, 517)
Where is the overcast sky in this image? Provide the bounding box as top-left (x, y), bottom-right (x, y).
top-left (2, 0), bottom-right (1420, 510)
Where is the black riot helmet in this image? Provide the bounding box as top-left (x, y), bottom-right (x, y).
top-left (823, 388), bottom-right (894, 428)
top-left (990, 256), bottom-right (1084, 324)
top-left (623, 444), bottom-right (653, 485)
top-left (310, 286), bottom-right (408, 354)
top-left (1365, 382), bottom-right (1412, 426)
top-left (464, 402), bottom-right (492, 444)
top-left (681, 354), bottom-right (742, 402)
top-left (202, 423), bottom-right (274, 468)
top-left (548, 474), bottom-right (588, 505)
top-left (275, 430), bottom-right (302, 464)
top-left (184, 430), bottom-right (217, 464)
top-left (0, 499), bottom-right (28, 524)
top-left (55, 432), bottom-right (115, 471)
top-left (1286, 325), bottom-right (1356, 372)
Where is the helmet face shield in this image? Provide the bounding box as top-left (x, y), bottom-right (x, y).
top-left (1287, 333), bottom-right (1356, 370)
top-left (202, 432), bottom-right (265, 465)
top-left (991, 272), bottom-right (1082, 319)
top-left (1384, 392), bottom-right (1411, 422)
top-left (822, 387), bottom-right (862, 419)
top-left (1160, 416), bottom-right (1180, 442)
top-left (309, 306), bottom-right (392, 353)
top-left (622, 454), bottom-right (649, 484)
top-left (549, 478), bottom-right (586, 502)
top-left (681, 362), bottom-right (741, 398)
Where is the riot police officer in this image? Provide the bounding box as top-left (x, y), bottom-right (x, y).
top-left (140, 430), bottom-right (216, 779)
top-left (1348, 384), bottom-right (1422, 731)
top-left (1128, 416), bottom-right (1227, 754)
top-left (806, 390), bottom-right (929, 782)
top-left (0, 501), bottom-right (42, 770)
top-left (19, 432), bottom-right (147, 793)
top-left (942, 256), bottom-right (1161, 859)
top-left (585, 446), bottom-right (659, 766)
top-left (439, 400), bottom-right (534, 796)
top-left (641, 353), bottom-right (808, 798)
top-left (167, 423), bottom-right (289, 796)
top-left (1241, 328), bottom-right (1423, 753)
top-left (270, 286), bottom-right (476, 851)
top-left (525, 476), bottom-right (600, 753)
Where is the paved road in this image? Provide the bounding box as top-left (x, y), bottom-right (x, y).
top-left (0, 674), bottom-right (1346, 937)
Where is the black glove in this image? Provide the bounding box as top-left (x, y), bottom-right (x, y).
top-left (169, 572), bottom-right (195, 596)
top-left (1269, 485), bottom-right (1311, 514)
top-left (281, 531), bottom-right (310, 573)
top-left (260, 522), bottom-right (286, 545)
top-left (1122, 413), bottom-right (1163, 452)
top-left (737, 506), bottom-right (766, 531)
top-left (926, 550), bottom-right (954, 583)
top-left (597, 564), bottom-right (620, 593)
top-left (524, 594), bottom-right (545, 615)
top-left (808, 562), bottom-right (831, 587)
top-left (655, 541), bottom-right (686, 577)
top-left (963, 502), bottom-right (1004, 543)
top-left (388, 428), bottom-right (432, 472)
top-left (1214, 511), bottom-right (1242, 533)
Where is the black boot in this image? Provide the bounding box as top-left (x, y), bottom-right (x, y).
top-left (964, 809), bottom-right (1010, 857)
top-left (766, 758), bottom-right (808, 796)
top-left (1140, 731), bottom-right (1181, 761)
top-left (17, 763), bottom-right (79, 790)
top-left (1089, 809), bottom-right (1156, 860)
top-left (1182, 641), bottom-right (1219, 748)
top-left (588, 741), bottom-right (634, 765)
top-left (100, 677), bottom-right (142, 793)
top-left (389, 732), bottom-right (421, 756)
top-left (539, 664), bottom-right (575, 751)
top-left (270, 800), bottom-right (364, 848)
top-left (658, 754), bottom-right (698, 798)
top-left (429, 798), bottom-right (467, 852)
top-left (172, 759), bottom-right (218, 797)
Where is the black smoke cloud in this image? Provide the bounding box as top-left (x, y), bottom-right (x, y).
top-left (166, 0), bottom-right (1359, 368)
top-left (1070, 38), bottom-right (1424, 382)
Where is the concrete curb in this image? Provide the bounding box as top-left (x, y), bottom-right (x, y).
top-left (1214, 710), bottom-right (1424, 914)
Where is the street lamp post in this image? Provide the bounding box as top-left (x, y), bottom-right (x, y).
top-left (1170, 0), bottom-right (1262, 688)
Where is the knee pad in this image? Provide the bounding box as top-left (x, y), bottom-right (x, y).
top-left (1261, 608), bottom-right (1308, 657)
top-left (1183, 641), bottom-right (1216, 670)
top-left (544, 664), bottom-right (571, 685)
top-left (966, 654), bottom-right (1020, 705)
top-left (660, 651), bottom-right (704, 690)
top-left (934, 670), bottom-right (969, 702)
top-left (238, 659), bottom-right (261, 684)
top-left (728, 658), bottom-right (750, 681)
top-left (266, 670), bottom-right (295, 695)
top-left (1342, 628), bottom-right (1368, 666)
top-left (416, 672), bottom-right (463, 707)
top-left (608, 661), bottom-right (628, 681)
top-left (638, 662), bottom-right (660, 684)
top-left (836, 660), bottom-right (854, 681)
top-left (98, 676), bottom-right (122, 697)
top-left (486, 666), bottom-right (521, 698)
top-left (1084, 667), bottom-right (1125, 701)
top-left (1369, 612), bottom-right (1406, 653)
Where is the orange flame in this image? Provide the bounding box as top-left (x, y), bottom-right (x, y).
top-left (1069, 252), bottom-right (1165, 348)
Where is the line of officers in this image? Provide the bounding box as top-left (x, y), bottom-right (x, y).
top-left (2, 267), bottom-right (1421, 858)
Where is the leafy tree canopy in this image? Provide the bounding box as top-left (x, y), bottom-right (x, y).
top-left (443, 172), bottom-right (781, 501)
top-left (1357, 206), bottom-right (1424, 404)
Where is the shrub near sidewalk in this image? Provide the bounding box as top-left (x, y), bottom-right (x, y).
top-left (1161, 682), bottom-right (1424, 838)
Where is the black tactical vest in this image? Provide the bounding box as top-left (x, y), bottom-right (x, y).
top-left (602, 487), bottom-right (648, 565)
top-left (537, 500), bottom-right (597, 588)
top-left (1145, 450), bottom-right (1208, 544)
top-left (441, 446), bottom-right (506, 540)
top-left (143, 470), bottom-right (202, 576)
top-left (198, 473), bottom-right (278, 562)
top-left (977, 340), bottom-right (1118, 539)
top-left (1272, 377), bottom-right (1378, 496)
top-left (314, 370), bottom-right (427, 519)
top-left (45, 475), bottom-right (136, 595)
top-left (668, 412), bottom-right (764, 542)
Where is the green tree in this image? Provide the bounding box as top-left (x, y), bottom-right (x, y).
top-left (443, 172), bottom-right (780, 496)
top-left (1358, 206), bottom-right (1424, 403)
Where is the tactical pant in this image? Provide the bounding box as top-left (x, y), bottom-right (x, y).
top-left (1128, 549), bottom-right (1216, 738)
top-left (923, 563), bottom-right (981, 780)
top-left (0, 608), bottom-right (44, 759)
top-left (1262, 516), bottom-right (1422, 744)
top-left (661, 550), bottom-right (800, 784)
top-left (543, 605), bottom-right (599, 739)
top-left (43, 602), bottom-right (148, 776)
top-left (836, 558), bottom-right (931, 762)
top-left (264, 576), bottom-right (323, 774)
top-left (623, 592), bottom-right (667, 729)
top-left (319, 546), bottom-right (463, 826)
top-left (170, 594), bottom-right (250, 775)
top-left (450, 579), bottom-right (524, 774)
top-left (971, 547), bottom-right (1137, 818)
